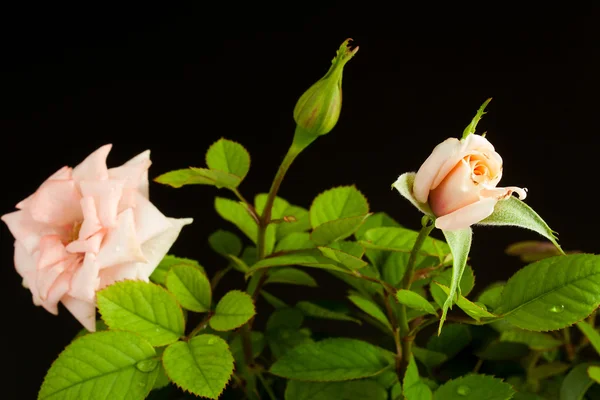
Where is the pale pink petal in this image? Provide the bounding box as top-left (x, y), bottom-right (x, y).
top-left (95, 208), bottom-right (147, 269)
top-left (72, 144), bottom-right (112, 183)
top-left (136, 217), bottom-right (194, 279)
top-left (69, 253), bottom-right (100, 302)
top-left (117, 189), bottom-right (137, 212)
top-left (78, 196), bottom-right (103, 239)
top-left (109, 150), bottom-right (151, 198)
top-left (481, 186), bottom-right (528, 201)
top-left (28, 180), bottom-right (82, 226)
top-left (1, 210), bottom-right (48, 254)
top-left (16, 193), bottom-right (34, 210)
top-left (39, 271), bottom-right (72, 315)
top-left (36, 260), bottom-right (68, 301)
top-left (98, 263), bottom-right (140, 289)
top-left (463, 134), bottom-right (496, 152)
top-left (435, 197), bottom-right (498, 231)
top-left (132, 192), bottom-right (172, 243)
top-left (14, 241), bottom-right (37, 287)
top-left (37, 235), bottom-right (70, 270)
top-left (414, 138), bottom-right (461, 203)
top-left (61, 295), bottom-right (97, 332)
top-left (66, 231), bottom-right (105, 254)
top-left (80, 180), bottom-right (125, 228)
top-left (429, 160), bottom-right (481, 217)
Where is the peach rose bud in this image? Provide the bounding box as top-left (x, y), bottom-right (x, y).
top-left (412, 134), bottom-right (527, 231)
top-left (1, 145), bottom-right (192, 331)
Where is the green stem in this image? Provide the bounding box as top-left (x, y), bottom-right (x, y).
top-left (563, 327), bottom-right (575, 361)
top-left (397, 216), bottom-right (435, 377)
top-left (383, 291), bottom-right (402, 376)
top-left (256, 371), bottom-right (277, 400)
top-left (184, 312), bottom-right (213, 341)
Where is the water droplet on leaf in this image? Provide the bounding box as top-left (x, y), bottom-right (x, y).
top-left (549, 305), bottom-right (565, 313)
top-left (207, 337), bottom-right (217, 345)
top-left (135, 359), bottom-right (158, 373)
top-left (457, 385), bottom-right (471, 395)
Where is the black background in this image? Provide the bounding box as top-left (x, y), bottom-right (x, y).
top-left (1, 3), bottom-right (598, 399)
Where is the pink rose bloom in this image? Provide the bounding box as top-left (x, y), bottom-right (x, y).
top-left (413, 134), bottom-right (527, 231)
top-left (2, 145), bottom-right (192, 331)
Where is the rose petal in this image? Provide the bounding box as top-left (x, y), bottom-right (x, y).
top-left (14, 241), bottom-right (37, 287)
top-left (37, 235), bottom-right (70, 270)
top-left (1, 210), bottom-right (49, 254)
top-left (481, 186), bottom-right (528, 201)
top-left (69, 253), bottom-right (100, 302)
top-left (78, 196), bottom-right (103, 240)
top-left (435, 197), bottom-right (498, 231)
top-left (61, 295), bottom-right (97, 332)
top-left (36, 260), bottom-right (68, 302)
top-left (72, 144), bottom-right (112, 183)
top-left (429, 159), bottom-right (482, 217)
top-left (109, 149), bottom-right (151, 199)
top-left (463, 133), bottom-right (496, 152)
top-left (39, 271), bottom-right (72, 315)
top-left (28, 179), bottom-right (83, 226)
top-left (95, 208), bottom-right (147, 269)
top-left (132, 192), bottom-right (172, 243)
top-left (80, 180), bottom-right (125, 228)
top-left (98, 263), bottom-right (141, 289)
top-left (66, 231), bottom-right (105, 254)
top-left (413, 138), bottom-right (461, 203)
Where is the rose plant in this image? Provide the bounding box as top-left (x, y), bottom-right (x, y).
top-left (3, 39), bottom-right (599, 400)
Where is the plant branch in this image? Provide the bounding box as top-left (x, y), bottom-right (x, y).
top-left (184, 312), bottom-right (213, 341)
top-left (232, 188), bottom-right (260, 224)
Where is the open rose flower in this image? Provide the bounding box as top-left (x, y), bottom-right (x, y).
top-left (1, 145), bottom-right (192, 331)
top-left (411, 134), bottom-right (527, 230)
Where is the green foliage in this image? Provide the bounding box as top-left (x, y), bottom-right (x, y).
top-left (265, 308), bottom-right (313, 358)
top-left (348, 294), bottom-right (392, 331)
top-left (499, 330), bottom-right (562, 351)
top-left (205, 138), bottom-right (251, 181)
top-left (270, 338), bottom-right (393, 381)
top-left (97, 280), bottom-right (185, 346)
top-left (285, 379), bottom-right (388, 400)
top-left (150, 255), bottom-right (205, 286)
top-left (209, 290), bottom-right (256, 331)
top-left (296, 301), bottom-right (362, 324)
top-left (396, 289), bottom-right (437, 316)
top-left (208, 229), bottom-right (243, 257)
top-left (430, 264), bottom-right (475, 307)
top-left (265, 267), bottom-right (318, 287)
top-left (576, 320), bottom-right (600, 355)
top-left (166, 264), bottom-right (212, 312)
top-left (433, 374), bottom-right (515, 400)
top-left (355, 212), bottom-right (401, 239)
top-left (403, 354), bottom-right (433, 399)
top-left (246, 250), bottom-right (348, 276)
top-left (427, 324), bottom-right (471, 360)
top-left (433, 283), bottom-right (496, 321)
top-left (162, 334), bottom-right (234, 399)
top-left (318, 245), bottom-right (368, 269)
top-left (496, 254), bottom-right (600, 331)
top-left (560, 363), bottom-right (597, 400)
top-left (39, 331), bottom-right (158, 400)
top-left (215, 197), bottom-right (258, 245)
top-left (461, 98), bottom-right (492, 139)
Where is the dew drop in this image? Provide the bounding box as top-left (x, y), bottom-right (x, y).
top-left (456, 385), bottom-right (471, 396)
top-left (207, 337), bottom-right (217, 345)
top-left (549, 304), bottom-right (565, 313)
top-left (115, 246), bottom-right (121, 252)
top-left (135, 359), bottom-right (158, 373)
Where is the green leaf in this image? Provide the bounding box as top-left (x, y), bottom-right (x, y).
top-left (152, 346), bottom-right (170, 390)
top-left (433, 373), bottom-right (515, 400)
top-left (505, 240), bottom-right (564, 262)
top-left (267, 308), bottom-right (304, 331)
top-left (396, 289), bottom-right (437, 316)
top-left (433, 283), bottom-right (496, 321)
top-left (310, 186), bottom-right (370, 226)
top-left (577, 320), bottom-right (600, 356)
top-left (266, 308), bottom-right (313, 358)
top-left (381, 253), bottom-right (410, 287)
top-left (328, 240), bottom-right (365, 258)
top-left (162, 334), bottom-right (234, 400)
top-left (270, 338), bottom-right (393, 382)
top-left (227, 254), bottom-right (250, 273)
top-left (97, 281), bottom-right (185, 346)
top-left (205, 138), bottom-right (251, 181)
top-left (208, 229), bottom-right (243, 257)
top-left (261, 290), bottom-right (289, 309)
top-left (150, 255), bottom-right (205, 286)
top-left (479, 196), bottom-right (563, 253)
top-left (229, 331), bottom-right (265, 364)
top-left (318, 245), bottom-right (368, 269)
top-left (461, 98), bottom-right (492, 139)
top-left (496, 254), bottom-right (600, 331)
top-left (354, 212), bottom-right (401, 239)
top-left (39, 331), bottom-right (158, 400)
top-left (296, 301), bottom-right (362, 324)
top-left (285, 379), bottom-right (388, 400)
top-left (266, 267), bottom-right (318, 287)
top-left (560, 363), bottom-right (597, 400)
top-left (499, 330), bottom-right (562, 351)
top-left (430, 264), bottom-right (475, 308)
top-left (438, 228), bottom-right (472, 333)
top-left (392, 172), bottom-right (433, 216)
top-left (209, 290), bottom-right (256, 331)
top-left (348, 294), bottom-right (392, 331)
top-left (276, 205), bottom-right (312, 239)
top-left (403, 354), bottom-right (433, 400)
top-left (154, 168), bottom-right (226, 188)
top-left (529, 361), bottom-right (570, 381)
top-left (412, 346), bottom-right (448, 369)
top-left (374, 369), bottom-right (399, 389)
top-left (311, 215), bottom-right (371, 245)
top-left (166, 264), bottom-right (212, 312)
top-left (215, 197), bottom-right (258, 244)
top-left (246, 250), bottom-right (349, 276)
top-left (275, 232), bottom-right (316, 252)
top-left (391, 382), bottom-right (403, 400)
top-left (360, 226), bottom-right (449, 260)
top-left (427, 324), bottom-right (471, 360)
top-left (588, 366), bottom-right (600, 384)
top-left (476, 283), bottom-right (505, 312)
top-left (74, 319), bottom-right (108, 339)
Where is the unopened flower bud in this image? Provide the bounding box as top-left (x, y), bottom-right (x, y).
top-left (293, 39), bottom-right (358, 136)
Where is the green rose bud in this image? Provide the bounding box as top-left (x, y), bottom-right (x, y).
top-left (293, 39), bottom-right (359, 136)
